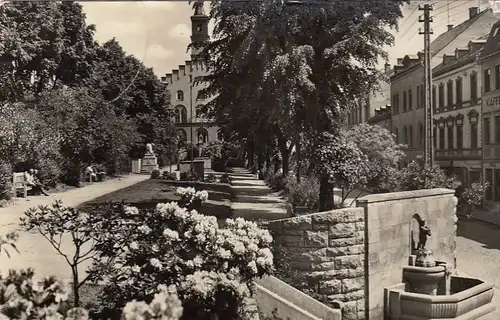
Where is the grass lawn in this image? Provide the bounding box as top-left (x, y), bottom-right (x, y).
top-left (78, 178), bottom-right (234, 219)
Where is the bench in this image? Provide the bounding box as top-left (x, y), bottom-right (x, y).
top-left (12, 172), bottom-right (32, 198)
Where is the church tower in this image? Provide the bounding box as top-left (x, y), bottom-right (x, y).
top-left (190, 1), bottom-right (209, 61)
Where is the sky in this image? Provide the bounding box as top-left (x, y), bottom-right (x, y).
top-left (81, 0), bottom-right (493, 77)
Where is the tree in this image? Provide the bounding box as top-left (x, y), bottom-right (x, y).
top-left (198, 0), bottom-right (406, 209)
top-left (345, 123), bottom-right (405, 191)
top-left (386, 155), bottom-right (457, 192)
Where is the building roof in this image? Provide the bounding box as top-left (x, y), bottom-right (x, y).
top-left (429, 8), bottom-right (488, 58)
top-left (432, 42), bottom-right (485, 77)
top-left (480, 20), bottom-right (500, 59)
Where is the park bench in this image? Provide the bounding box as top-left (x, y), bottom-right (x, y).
top-left (12, 172), bottom-right (32, 198)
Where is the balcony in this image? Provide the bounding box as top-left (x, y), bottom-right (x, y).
top-left (435, 148), bottom-right (482, 161)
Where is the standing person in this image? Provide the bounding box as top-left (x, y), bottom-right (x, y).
top-left (25, 169), bottom-right (49, 196)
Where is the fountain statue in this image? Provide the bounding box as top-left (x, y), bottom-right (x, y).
top-left (385, 216), bottom-right (495, 319)
top-left (140, 142), bottom-right (159, 174)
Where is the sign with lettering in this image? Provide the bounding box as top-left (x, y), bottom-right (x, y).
top-left (486, 96), bottom-right (500, 107)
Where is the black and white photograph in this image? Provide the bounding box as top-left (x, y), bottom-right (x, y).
top-left (0, 0), bottom-right (500, 319)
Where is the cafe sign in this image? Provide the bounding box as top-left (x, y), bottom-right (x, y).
top-left (486, 95), bottom-right (500, 107)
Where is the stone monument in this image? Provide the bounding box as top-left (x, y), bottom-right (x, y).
top-left (140, 143), bottom-right (159, 174)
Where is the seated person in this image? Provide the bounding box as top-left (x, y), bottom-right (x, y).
top-left (25, 169), bottom-right (49, 196)
top-left (85, 165), bottom-right (97, 182)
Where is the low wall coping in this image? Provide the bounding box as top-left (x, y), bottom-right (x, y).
top-left (265, 207), bottom-right (363, 223)
top-left (356, 188), bottom-right (455, 204)
top-left (180, 160), bottom-right (205, 164)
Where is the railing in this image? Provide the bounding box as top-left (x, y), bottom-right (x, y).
top-left (435, 148), bottom-right (482, 160)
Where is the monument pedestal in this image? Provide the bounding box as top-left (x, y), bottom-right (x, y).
top-left (140, 153), bottom-right (159, 174)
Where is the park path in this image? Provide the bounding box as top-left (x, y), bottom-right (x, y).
top-left (0, 172), bottom-right (151, 281)
top-left (228, 168), bottom-right (287, 221)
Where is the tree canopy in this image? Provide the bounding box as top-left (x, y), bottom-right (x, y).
top-left (197, 0), bottom-right (406, 209)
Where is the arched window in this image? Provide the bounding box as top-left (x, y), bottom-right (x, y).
top-left (217, 130), bottom-right (224, 141)
top-left (174, 105), bottom-right (187, 123)
top-left (176, 90), bottom-right (184, 101)
top-left (196, 128), bottom-right (209, 144)
top-left (195, 105), bottom-right (205, 119)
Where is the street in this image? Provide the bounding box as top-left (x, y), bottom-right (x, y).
top-left (457, 218), bottom-right (500, 318)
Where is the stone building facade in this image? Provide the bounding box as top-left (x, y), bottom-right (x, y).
top-left (391, 7), bottom-right (499, 165)
top-left (161, 5), bottom-right (219, 147)
top-left (431, 39), bottom-right (486, 186)
top-left (480, 20), bottom-right (500, 202)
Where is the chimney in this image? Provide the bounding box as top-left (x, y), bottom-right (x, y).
top-left (160, 76), bottom-right (166, 82)
top-left (469, 7), bottom-right (479, 19)
top-left (179, 65), bottom-right (185, 75)
top-left (447, 24), bottom-right (453, 31)
top-left (186, 61), bottom-right (192, 72)
top-left (172, 70), bottom-right (179, 80)
top-left (384, 62), bottom-right (391, 73)
top-left (165, 74), bottom-right (173, 84)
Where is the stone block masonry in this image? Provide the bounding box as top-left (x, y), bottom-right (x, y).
top-left (357, 188), bottom-right (457, 320)
top-left (267, 208), bottom-right (366, 320)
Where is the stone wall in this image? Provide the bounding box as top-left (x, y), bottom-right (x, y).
top-left (267, 208), bottom-right (366, 320)
top-left (357, 188), bottom-right (457, 320)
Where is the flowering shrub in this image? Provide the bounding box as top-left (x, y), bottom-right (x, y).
top-left (0, 269), bottom-right (183, 320)
top-left (179, 171), bottom-right (201, 182)
top-left (90, 201), bottom-right (274, 319)
top-left (284, 175), bottom-right (319, 210)
top-left (20, 201), bottom-right (101, 306)
top-left (0, 163), bottom-right (12, 200)
top-left (175, 187), bottom-right (209, 210)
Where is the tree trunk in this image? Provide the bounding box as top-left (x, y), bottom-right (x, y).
top-left (72, 266), bottom-right (80, 307)
top-left (296, 139), bottom-right (301, 183)
top-left (277, 133), bottom-right (291, 177)
top-left (257, 150), bottom-right (264, 171)
top-left (319, 176), bottom-right (334, 211)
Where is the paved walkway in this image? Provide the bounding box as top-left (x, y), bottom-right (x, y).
top-left (0, 173), bottom-right (151, 281)
top-left (456, 218), bottom-right (500, 318)
top-left (228, 168), bottom-right (287, 221)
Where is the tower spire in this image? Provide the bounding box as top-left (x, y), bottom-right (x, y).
top-left (190, 1), bottom-right (209, 61)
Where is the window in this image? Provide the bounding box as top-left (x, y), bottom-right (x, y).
top-left (420, 84), bottom-right (425, 108)
top-left (196, 128), bottom-right (209, 143)
top-left (496, 65), bottom-right (500, 90)
top-left (471, 123), bottom-right (478, 148)
top-left (365, 105), bottom-right (369, 122)
top-left (416, 85), bottom-right (420, 108)
top-left (484, 69), bottom-right (491, 93)
top-left (176, 90), bottom-right (184, 101)
top-left (485, 117), bottom-right (491, 144)
top-left (403, 91), bottom-right (407, 112)
top-left (438, 84), bottom-right (444, 110)
top-left (456, 77), bottom-right (463, 107)
top-left (358, 107), bottom-right (362, 123)
top-left (486, 169), bottom-right (493, 201)
top-left (470, 72), bottom-right (478, 101)
top-left (457, 126), bottom-right (463, 149)
top-left (404, 126), bottom-right (408, 144)
top-left (408, 89), bottom-right (413, 110)
top-left (447, 126), bottom-right (454, 149)
top-left (197, 91), bottom-right (207, 100)
top-left (495, 169), bottom-right (500, 201)
top-left (439, 127), bottom-right (445, 149)
top-left (496, 116), bottom-right (500, 143)
top-left (395, 127), bottom-right (399, 144)
top-left (409, 125), bottom-right (413, 147)
top-left (174, 105), bottom-right (187, 123)
top-left (419, 123), bottom-right (424, 146)
top-left (393, 94), bottom-right (399, 114)
top-left (432, 85), bottom-right (436, 110)
top-left (447, 81), bottom-right (453, 108)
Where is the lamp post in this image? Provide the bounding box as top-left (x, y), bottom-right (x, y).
top-left (189, 82), bottom-right (194, 172)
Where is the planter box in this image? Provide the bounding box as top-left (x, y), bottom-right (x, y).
top-left (194, 157), bottom-right (211, 170)
top-left (386, 276), bottom-right (495, 319)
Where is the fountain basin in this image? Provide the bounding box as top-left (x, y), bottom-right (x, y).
top-left (386, 276), bottom-right (495, 320)
top-left (402, 265), bottom-right (446, 295)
